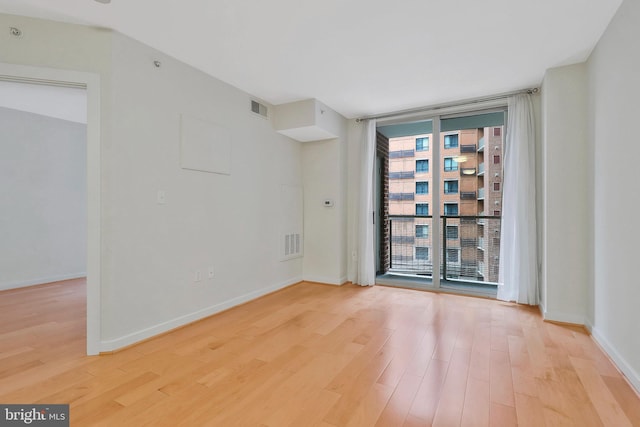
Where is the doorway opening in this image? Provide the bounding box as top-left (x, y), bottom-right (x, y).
top-left (0, 63), bottom-right (101, 355)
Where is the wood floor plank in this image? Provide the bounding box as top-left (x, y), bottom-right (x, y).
top-left (1, 279), bottom-right (639, 426)
top-left (460, 377), bottom-right (490, 427)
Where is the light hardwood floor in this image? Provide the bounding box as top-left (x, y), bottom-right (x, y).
top-left (1, 278), bottom-right (639, 426)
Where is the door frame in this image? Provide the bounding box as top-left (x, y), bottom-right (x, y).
top-left (0, 62), bottom-right (102, 355)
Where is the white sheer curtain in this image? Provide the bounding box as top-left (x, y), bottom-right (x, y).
top-left (498, 94), bottom-right (538, 304)
top-left (355, 119), bottom-right (377, 286)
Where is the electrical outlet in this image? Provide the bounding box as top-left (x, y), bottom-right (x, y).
top-left (208, 267), bottom-right (215, 279)
top-left (194, 270), bottom-right (202, 282)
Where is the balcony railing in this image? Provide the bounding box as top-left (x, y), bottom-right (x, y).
top-left (389, 171), bottom-right (415, 180)
top-left (478, 187), bottom-right (485, 200)
top-left (388, 215), bottom-right (502, 284)
top-left (460, 191), bottom-right (476, 200)
top-left (478, 137), bottom-right (485, 151)
top-left (460, 144), bottom-right (477, 153)
top-left (389, 149), bottom-right (415, 159)
top-left (389, 192), bottom-right (415, 201)
top-left (478, 162), bottom-right (485, 176)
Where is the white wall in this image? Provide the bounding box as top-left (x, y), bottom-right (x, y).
top-left (539, 64), bottom-right (589, 324)
top-left (586, 0), bottom-right (640, 391)
top-left (301, 105), bottom-right (349, 285)
top-left (0, 13), bottom-right (304, 350)
top-left (0, 107), bottom-right (87, 290)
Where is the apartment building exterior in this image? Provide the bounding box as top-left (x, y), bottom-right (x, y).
top-left (388, 126), bottom-right (504, 283)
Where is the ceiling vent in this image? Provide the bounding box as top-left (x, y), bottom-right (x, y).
top-left (250, 100), bottom-right (268, 118)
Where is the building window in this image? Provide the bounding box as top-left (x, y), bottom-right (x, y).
top-left (493, 155), bottom-right (501, 164)
top-left (443, 180), bottom-right (459, 194)
top-left (444, 203), bottom-right (459, 216)
top-left (493, 127), bottom-right (501, 137)
top-left (416, 225), bottom-right (428, 238)
top-left (416, 181), bottom-right (429, 194)
top-left (416, 137), bottom-right (429, 152)
top-left (444, 134), bottom-right (459, 149)
top-left (444, 157), bottom-right (458, 171)
top-left (494, 210), bottom-right (501, 216)
top-left (415, 247), bottom-right (429, 261)
top-left (416, 203), bottom-right (429, 216)
top-left (446, 225), bottom-right (458, 239)
top-left (446, 248), bottom-right (460, 263)
top-left (416, 159), bottom-right (429, 173)
top-left (493, 182), bottom-right (501, 191)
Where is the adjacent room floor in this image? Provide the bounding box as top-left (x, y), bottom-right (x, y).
top-left (0, 279), bottom-right (638, 426)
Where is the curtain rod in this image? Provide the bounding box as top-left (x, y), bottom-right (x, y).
top-left (355, 87), bottom-right (539, 122)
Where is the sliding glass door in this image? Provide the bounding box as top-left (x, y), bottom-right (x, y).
top-left (379, 110), bottom-right (505, 294)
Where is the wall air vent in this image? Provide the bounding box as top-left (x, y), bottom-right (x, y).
top-left (250, 100), bottom-right (268, 118)
top-left (282, 232), bottom-right (302, 261)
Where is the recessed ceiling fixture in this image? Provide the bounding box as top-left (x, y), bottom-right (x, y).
top-left (94, 0), bottom-right (111, 4)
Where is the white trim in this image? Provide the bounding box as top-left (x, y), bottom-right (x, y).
top-left (0, 62), bottom-right (102, 356)
top-left (0, 273), bottom-right (86, 291)
top-left (590, 325), bottom-right (640, 395)
top-left (302, 275), bottom-right (348, 286)
top-left (541, 310), bottom-right (586, 325)
top-left (100, 277), bottom-right (302, 352)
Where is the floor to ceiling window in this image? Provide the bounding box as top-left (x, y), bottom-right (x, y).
top-left (377, 110), bottom-right (505, 296)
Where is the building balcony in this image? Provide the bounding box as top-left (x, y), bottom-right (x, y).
top-left (460, 144), bottom-right (476, 153)
top-left (460, 191), bottom-right (476, 200)
top-left (478, 187), bottom-right (485, 200)
top-left (460, 168), bottom-right (476, 176)
top-left (389, 192), bottom-right (415, 201)
top-left (389, 171), bottom-right (415, 180)
top-left (389, 149), bottom-right (415, 159)
top-left (478, 162), bottom-right (485, 176)
top-left (478, 137), bottom-right (485, 152)
top-left (477, 211), bottom-right (486, 225)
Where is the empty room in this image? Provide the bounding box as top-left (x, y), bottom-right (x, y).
top-left (0, 0), bottom-right (639, 426)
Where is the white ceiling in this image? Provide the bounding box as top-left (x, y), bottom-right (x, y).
top-left (0, 0), bottom-right (623, 119)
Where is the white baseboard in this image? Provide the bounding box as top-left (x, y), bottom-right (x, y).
top-left (542, 310), bottom-right (586, 325)
top-left (590, 325), bottom-right (640, 395)
top-left (0, 272), bottom-right (86, 291)
top-left (99, 276), bottom-right (302, 352)
top-left (302, 275), bottom-right (348, 286)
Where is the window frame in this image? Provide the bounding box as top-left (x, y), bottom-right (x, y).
top-left (443, 179), bottom-right (459, 194)
top-left (444, 134), bottom-right (459, 149)
top-left (416, 203), bottom-right (429, 216)
top-left (416, 137), bottom-right (429, 152)
top-left (416, 181), bottom-right (429, 195)
top-left (443, 157), bottom-right (458, 172)
top-left (415, 246), bottom-right (430, 261)
top-left (443, 203), bottom-right (459, 216)
top-left (416, 159), bottom-right (429, 173)
top-left (415, 224), bottom-right (429, 238)
top-left (446, 225), bottom-right (459, 239)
